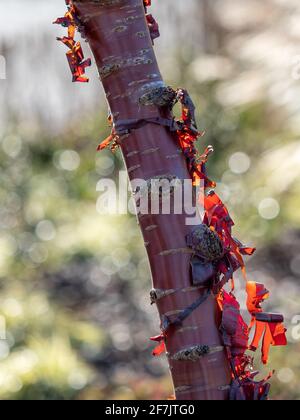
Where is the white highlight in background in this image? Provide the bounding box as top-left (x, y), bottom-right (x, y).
top-left (258, 197), bottom-right (280, 220)
top-left (0, 316), bottom-right (6, 340)
top-left (0, 55), bottom-right (6, 80)
top-left (229, 152), bottom-right (251, 174)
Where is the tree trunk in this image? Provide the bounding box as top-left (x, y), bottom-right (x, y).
top-left (70, 0), bottom-right (231, 400)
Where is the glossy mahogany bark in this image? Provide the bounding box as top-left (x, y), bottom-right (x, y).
top-left (73, 0), bottom-right (231, 400)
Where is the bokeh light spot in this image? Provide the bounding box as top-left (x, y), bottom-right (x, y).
top-left (258, 197), bottom-right (280, 220)
top-left (229, 152), bottom-right (251, 174)
top-left (35, 220), bottom-right (56, 241)
top-left (56, 150), bottom-right (81, 171)
top-left (277, 368), bottom-right (295, 384)
top-left (96, 155), bottom-right (115, 176)
top-left (2, 135), bottom-right (22, 158)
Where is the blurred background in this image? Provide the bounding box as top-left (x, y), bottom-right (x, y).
top-left (0, 0), bottom-right (300, 400)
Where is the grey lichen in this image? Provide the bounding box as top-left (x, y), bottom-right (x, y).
top-left (139, 86), bottom-right (176, 107)
top-left (171, 345), bottom-right (211, 362)
top-left (186, 224), bottom-right (224, 261)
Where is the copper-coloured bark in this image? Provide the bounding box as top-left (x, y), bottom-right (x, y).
top-left (67, 0), bottom-right (231, 400)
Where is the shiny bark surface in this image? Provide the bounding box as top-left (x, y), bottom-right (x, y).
top-left (73, 0), bottom-right (231, 400)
